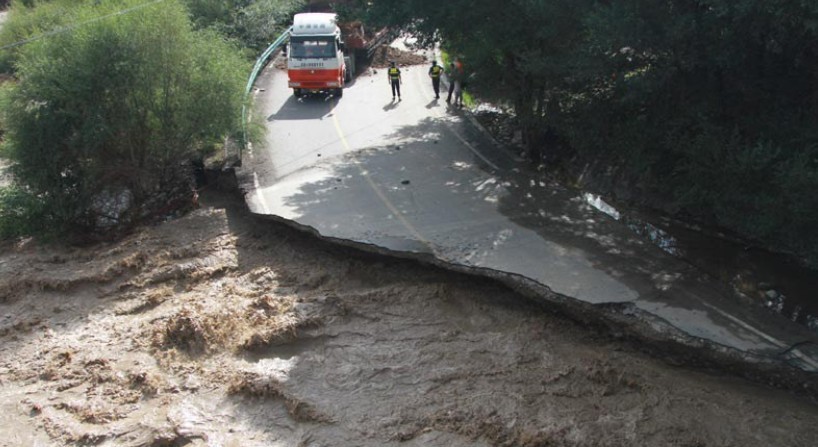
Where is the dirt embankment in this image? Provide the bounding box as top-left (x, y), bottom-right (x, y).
top-left (1, 190), bottom-right (817, 446)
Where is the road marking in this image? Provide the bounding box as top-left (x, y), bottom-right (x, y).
top-left (252, 172), bottom-right (271, 214)
top-left (244, 90), bottom-right (272, 215)
top-left (427, 47), bottom-right (503, 171)
top-left (699, 301), bottom-right (818, 371)
top-left (444, 122), bottom-right (500, 171)
top-left (330, 103), bottom-right (437, 255)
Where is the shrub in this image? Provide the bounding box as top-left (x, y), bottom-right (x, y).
top-left (2, 0), bottom-right (248, 236)
top-left (0, 185), bottom-right (52, 239)
top-left (183, 0), bottom-right (304, 51)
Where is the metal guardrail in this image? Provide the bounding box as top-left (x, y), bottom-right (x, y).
top-left (240, 27), bottom-right (291, 163)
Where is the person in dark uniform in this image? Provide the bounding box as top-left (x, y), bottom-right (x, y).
top-left (428, 60), bottom-right (442, 99)
top-left (387, 61), bottom-right (402, 100)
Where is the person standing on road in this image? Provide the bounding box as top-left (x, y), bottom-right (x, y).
top-left (445, 61), bottom-right (457, 103)
top-left (453, 78), bottom-right (464, 108)
top-left (428, 60), bottom-right (442, 99)
top-left (445, 59), bottom-right (463, 103)
top-left (388, 61), bottom-right (402, 101)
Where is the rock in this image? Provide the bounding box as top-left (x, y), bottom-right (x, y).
top-left (765, 289), bottom-right (781, 300)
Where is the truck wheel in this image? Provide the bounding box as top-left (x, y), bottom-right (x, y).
top-left (344, 68), bottom-right (352, 83)
top-left (293, 88), bottom-right (302, 98)
top-left (335, 88), bottom-right (343, 98)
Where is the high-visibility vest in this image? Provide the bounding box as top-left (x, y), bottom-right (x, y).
top-left (430, 65), bottom-right (442, 78)
top-left (388, 67), bottom-right (400, 80)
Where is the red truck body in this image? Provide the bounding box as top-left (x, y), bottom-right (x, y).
top-left (287, 6), bottom-right (390, 98)
top-left (287, 13), bottom-right (346, 97)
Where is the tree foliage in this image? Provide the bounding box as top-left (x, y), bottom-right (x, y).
top-left (361, 0), bottom-right (818, 262)
top-left (182, 0), bottom-right (304, 50)
top-left (1, 0), bottom-right (248, 234)
top-left (0, 0), bottom-right (86, 73)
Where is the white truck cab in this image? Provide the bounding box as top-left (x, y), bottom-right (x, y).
top-left (287, 13), bottom-right (348, 97)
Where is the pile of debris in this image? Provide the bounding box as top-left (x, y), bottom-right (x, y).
top-left (369, 45), bottom-right (426, 68)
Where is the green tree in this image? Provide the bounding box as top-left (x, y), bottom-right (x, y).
top-left (1, 0), bottom-right (248, 234)
top-left (183, 0), bottom-right (304, 50)
top-left (0, 0), bottom-right (85, 73)
top-left (580, 0), bottom-right (818, 260)
top-left (359, 0), bottom-right (593, 160)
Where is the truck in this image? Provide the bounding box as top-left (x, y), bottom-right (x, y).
top-left (286, 9), bottom-right (391, 98)
top-left (287, 12), bottom-right (347, 98)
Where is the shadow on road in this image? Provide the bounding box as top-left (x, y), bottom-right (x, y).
top-left (268, 94), bottom-right (334, 121)
top-left (382, 100), bottom-right (399, 112)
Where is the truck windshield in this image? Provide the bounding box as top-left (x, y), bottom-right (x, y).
top-left (289, 37), bottom-right (336, 59)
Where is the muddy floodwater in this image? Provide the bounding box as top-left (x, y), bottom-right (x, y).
top-left (1, 191), bottom-right (817, 446)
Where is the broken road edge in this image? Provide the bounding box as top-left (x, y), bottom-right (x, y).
top-left (210, 164), bottom-right (818, 401)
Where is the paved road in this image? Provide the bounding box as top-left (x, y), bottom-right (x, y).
top-left (239, 46), bottom-right (818, 374)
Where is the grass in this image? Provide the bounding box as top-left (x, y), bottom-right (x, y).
top-left (462, 91), bottom-right (476, 107)
top-left (439, 48), bottom-right (476, 107)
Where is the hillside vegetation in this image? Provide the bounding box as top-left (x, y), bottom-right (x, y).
top-left (0, 0), bottom-right (303, 239)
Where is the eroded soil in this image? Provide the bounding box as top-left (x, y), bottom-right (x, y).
top-left (1, 190), bottom-right (817, 446)
top-left (369, 45), bottom-right (427, 68)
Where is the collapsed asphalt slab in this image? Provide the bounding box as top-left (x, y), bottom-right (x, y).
top-left (239, 48), bottom-right (818, 395)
